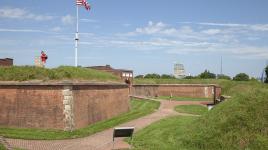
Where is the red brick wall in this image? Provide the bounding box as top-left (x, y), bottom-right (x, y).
top-left (131, 84), bottom-right (221, 99)
top-left (0, 83), bottom-right (130, 130)
top-left (0, 85), bottom-right (64, 129)
top-left (0, 59), bottom-right (13, 66)
top-left (73, 85), bottom-right (130, 129)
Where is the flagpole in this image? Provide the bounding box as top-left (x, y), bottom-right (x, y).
top-left (75, 4), bottom-right (79, 67)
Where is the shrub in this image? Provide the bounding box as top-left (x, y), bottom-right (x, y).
top-left (144, 73), bottom-right (161, 79)
top-left (184, 76), bottom-right (197, 79)
top-left (161, 74), bottom-right (175, 79)
top-left (135, 75), bottom-right (144, 79)
top-left (217, 74), bottom-right (231, 80)
top-left (265, 66), bottom-right (268, 83)
top-left (198, 70), bottom-right (216, 79)
top-left (233, 73), bottom-right (249, 81)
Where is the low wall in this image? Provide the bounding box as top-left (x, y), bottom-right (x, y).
top-left (0, 82), bottom-right (129, 131)
top-left (131, 84), bottom-right (221, 99)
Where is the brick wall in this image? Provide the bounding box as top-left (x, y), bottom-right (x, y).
top-left (0, 85), bottom-right (64, 129)
top-left (0, 82), bottom-right (130, 130)
top-left (131, 84), bottom-right (221, 99)
top-left (0, 58), bottom-right (13, 66)
top-left (73, 84), bottom-right (129, 129)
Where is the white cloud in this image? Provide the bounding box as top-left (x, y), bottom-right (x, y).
top-left (201, 29), bottom-right (221, 35)
top-left (191, 22), bottom-right (268, 32)
top-left (61, 15), bottom-right (74, 25)
top-left (250, 24), bottom-right (268, 31)
top-left (197, 22), bottom-right (247, 27)
top-left (135, 21), bottom-right (168, 35)
top-left (0, 28), bottom-right (45, 33)
top-left (0, 7), bottom-right (54, 21)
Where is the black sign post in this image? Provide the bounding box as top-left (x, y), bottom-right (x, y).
top-left (113, 127), bottom-right (135, 149)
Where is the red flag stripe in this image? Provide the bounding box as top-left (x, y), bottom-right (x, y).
top-left (76, 0), bottom-right (83, 5)
top-left (76, 0), bottom-right (91, 11)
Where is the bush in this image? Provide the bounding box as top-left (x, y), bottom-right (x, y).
top-left (233, 73), bottom-right (249, 81)
top-left (199, 70), bottom-right (216, 79)
top-left (135, 75), bottom-right (144, 79)
top-left (217, 74), bottom-right (231, 80)
top-left (161, 74), bottom-right (175, 79)
top-left (184, 76), bottom-right (197, 79)
top-left (144, 73), bottom-right (161, 79)
top-left (265, 66), bottom-right (268, 83)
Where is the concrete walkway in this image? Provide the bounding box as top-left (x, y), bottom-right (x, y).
top-left (6, 98), bottom-right (210, 150)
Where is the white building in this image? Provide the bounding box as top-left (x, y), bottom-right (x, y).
top-left (174, 63), bottom-right (185, 79)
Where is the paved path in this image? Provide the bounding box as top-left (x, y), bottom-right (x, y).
top-left (6, 98), bottom-right (210, 150)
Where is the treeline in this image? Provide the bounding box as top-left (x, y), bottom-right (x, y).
top-left (135, 69), bottom-right (263, 81)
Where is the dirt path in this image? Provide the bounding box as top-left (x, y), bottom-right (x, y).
top-left (6, 98), bottom-right (210, 150)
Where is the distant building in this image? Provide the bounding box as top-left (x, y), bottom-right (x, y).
top-left (86, 65), bottom-right (133, 83)
top-left (174, 63), bottom-right (185, 79)
top-left (0, 58), bottom-right (13, 67)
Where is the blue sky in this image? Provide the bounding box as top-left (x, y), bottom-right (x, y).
top-left (0, 0), bottom-right (268, 77)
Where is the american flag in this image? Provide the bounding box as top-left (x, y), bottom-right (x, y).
top-left (76, 0), bottom-right (91, 11)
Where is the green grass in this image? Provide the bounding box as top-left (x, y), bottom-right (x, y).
top-left (0, 66), bottom-right (120, 82)
top-left (129, 116), bottom-right (197, 150)
top-left (0, 99), bottom-right (160, 140)
top-left (175, 105), bottom-right (208, 115)
top-left (131, 79), bottom-right (268, 150)
top-left (158, 96), bottom-right (212, 101)
top-left (0, 144), bottom-right (5, 150)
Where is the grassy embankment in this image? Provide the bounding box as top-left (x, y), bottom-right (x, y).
top-left (175, 105), bottom-right (208, 115)
top-left (0, 144), bottom-right (5, 150)
top-left (0, 99), bottom-right (160, 140)
top-left (0, 66), bottom-right (120, 82)
top-left (130, 79), bottom-right (268, 150)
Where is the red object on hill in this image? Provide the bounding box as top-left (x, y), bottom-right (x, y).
top-left (41, 51), bottom-right (48, 63)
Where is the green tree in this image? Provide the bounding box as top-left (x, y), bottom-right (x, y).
top-left (233, 73), bottom-right (249, 81)
top-left (161, 74), bottom-right (175, 79)
top-left (144, 73), bottom-right (161, 79)
top-left (184, 76), bottom-right (197, 79)
top-left (199, 70), bottom-right (216, 79)
top-left (217, 74), bottom-right (231, 80)
top-left (265, 66), bottom-right (268, 83)
top-left (135, 75), bottom-right (144, 79)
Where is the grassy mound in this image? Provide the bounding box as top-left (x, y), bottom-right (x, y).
top-left (0, 66), bottom-right (120, 82)
top-left (0, 99), bottom-right (160, 140)
top-left (130, 116), bottom-right (197, 150)
top-left (182, 83), bottom-right (268, 150)
top-left (0, 144), bottom-right (5, 150)
top-left (175, 105), bottom-right (208, 115)
top-left (131, 79), bottom-right (268, 150)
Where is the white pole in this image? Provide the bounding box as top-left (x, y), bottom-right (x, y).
top-left (75, 5), bottom-right (79, 67)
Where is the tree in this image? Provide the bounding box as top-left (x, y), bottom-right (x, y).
top-left (144, 73), bottom-right (161, 79)
top-left (161, 74), bottom-right (175, 79)
top-left (233, 73), bottom-right (249, 81)
top-left (217, 74), bottom-right (231, 80)
top-left (265, 66), bottom-right (268, 83)
top-left (184, 76), bottom-right (197, 79)
top-left (135, 75), bottom-right (144, 79)
top-left (199, 70), bottom-right (216, 79)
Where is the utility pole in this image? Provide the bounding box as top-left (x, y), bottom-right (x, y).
top-left (220, 56), bottom-right (223, 75)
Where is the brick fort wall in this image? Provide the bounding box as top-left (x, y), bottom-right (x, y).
top-left (131, 84), bottom-right (221, 99)
top-left (0, 82), bottom-right (130, 131)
